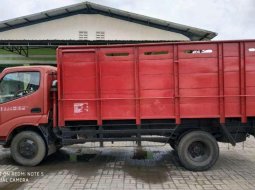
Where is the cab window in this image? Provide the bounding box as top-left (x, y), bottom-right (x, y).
top-left (0, 72), bottom-right (40, 103)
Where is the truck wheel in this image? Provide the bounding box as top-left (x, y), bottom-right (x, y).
top-left (11, 131), bottom-right (46, 166)
top-left (177, 131), bottom-right (219, 171)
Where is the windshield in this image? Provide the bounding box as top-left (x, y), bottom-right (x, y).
top-left (0, 72), bottom-right (40, 103)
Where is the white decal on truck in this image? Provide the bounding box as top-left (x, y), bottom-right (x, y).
top-left (74, 103), bottom-right (89, 113)
top-left (0, 106), bottom-right (28, 112)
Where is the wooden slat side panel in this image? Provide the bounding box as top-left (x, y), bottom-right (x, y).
top-left (178, 43), bottom-right (219, 118)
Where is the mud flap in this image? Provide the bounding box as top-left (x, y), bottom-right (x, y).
top-left (47, 143), bottom-right (57, 156)
top-left (219, 124), bottom-right (236, 146)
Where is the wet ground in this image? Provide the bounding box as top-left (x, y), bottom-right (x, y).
top-left (0, 139), bottom-right (255, 190)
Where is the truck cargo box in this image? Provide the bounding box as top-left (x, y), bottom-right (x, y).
top-left (57, 40), bottom-right (255, 126)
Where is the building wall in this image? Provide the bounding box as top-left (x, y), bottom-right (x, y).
top-left (0, 14), bottom-right (189, 41)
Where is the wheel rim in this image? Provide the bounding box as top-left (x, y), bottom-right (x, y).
top-left (187, 141), bottom-right (210, 162)
top-left (18, 138), bottom-right (38, 159)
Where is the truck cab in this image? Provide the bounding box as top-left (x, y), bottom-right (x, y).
top-left (0, 66), bottom-right (57, 165)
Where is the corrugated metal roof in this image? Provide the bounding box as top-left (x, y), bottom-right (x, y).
top-left (0, 1), bottom-right (217, 41)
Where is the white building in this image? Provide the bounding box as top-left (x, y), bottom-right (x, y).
top-left (0, 2), bottom-right (216, 41)
top-left (0, 1), bottom-right (216, 67)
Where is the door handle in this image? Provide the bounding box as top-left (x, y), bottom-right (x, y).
top-left (31, 107), bottom-right (41, 113)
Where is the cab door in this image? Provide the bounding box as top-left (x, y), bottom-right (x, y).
top-left (0, 71), bottom-right (44, 133)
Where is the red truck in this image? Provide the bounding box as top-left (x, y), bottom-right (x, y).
top-left (0, 40), bottom-right (255, 171)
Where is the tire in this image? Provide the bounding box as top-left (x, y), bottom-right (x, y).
top-left (11, 131), bottom-right (46, 166)
top-left (177, 131), bottom-right (219, 171)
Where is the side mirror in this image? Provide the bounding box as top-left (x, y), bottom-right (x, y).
top-left (51, 80), bottom-right (57, 92)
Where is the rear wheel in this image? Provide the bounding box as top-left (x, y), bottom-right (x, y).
top-left (11, 131), bottom-right (46, 166)
top-left (177, 131), bottom-right (219, 171)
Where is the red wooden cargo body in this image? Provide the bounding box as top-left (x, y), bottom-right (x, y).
top-left (57, 40), bottom-right (255, 126)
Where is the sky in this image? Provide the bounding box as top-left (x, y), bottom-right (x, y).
top-left (0, 0), bottom-right (254, 40)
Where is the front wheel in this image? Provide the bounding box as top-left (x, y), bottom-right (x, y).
top-left (11, 131), bottom-right (46, 166)
top-left (177, 131), bottom-right (219, 171)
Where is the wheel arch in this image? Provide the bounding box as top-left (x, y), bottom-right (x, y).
top-left (4, 125), bottom-right (47, 149)
top-left (172, 126), bottom-right (220, 146)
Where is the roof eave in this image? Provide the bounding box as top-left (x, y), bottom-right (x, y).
top-left (0, 1), bottom-right (217, 40)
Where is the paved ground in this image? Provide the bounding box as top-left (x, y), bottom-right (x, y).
top-left (0, 138), bottom-right (255, 190)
